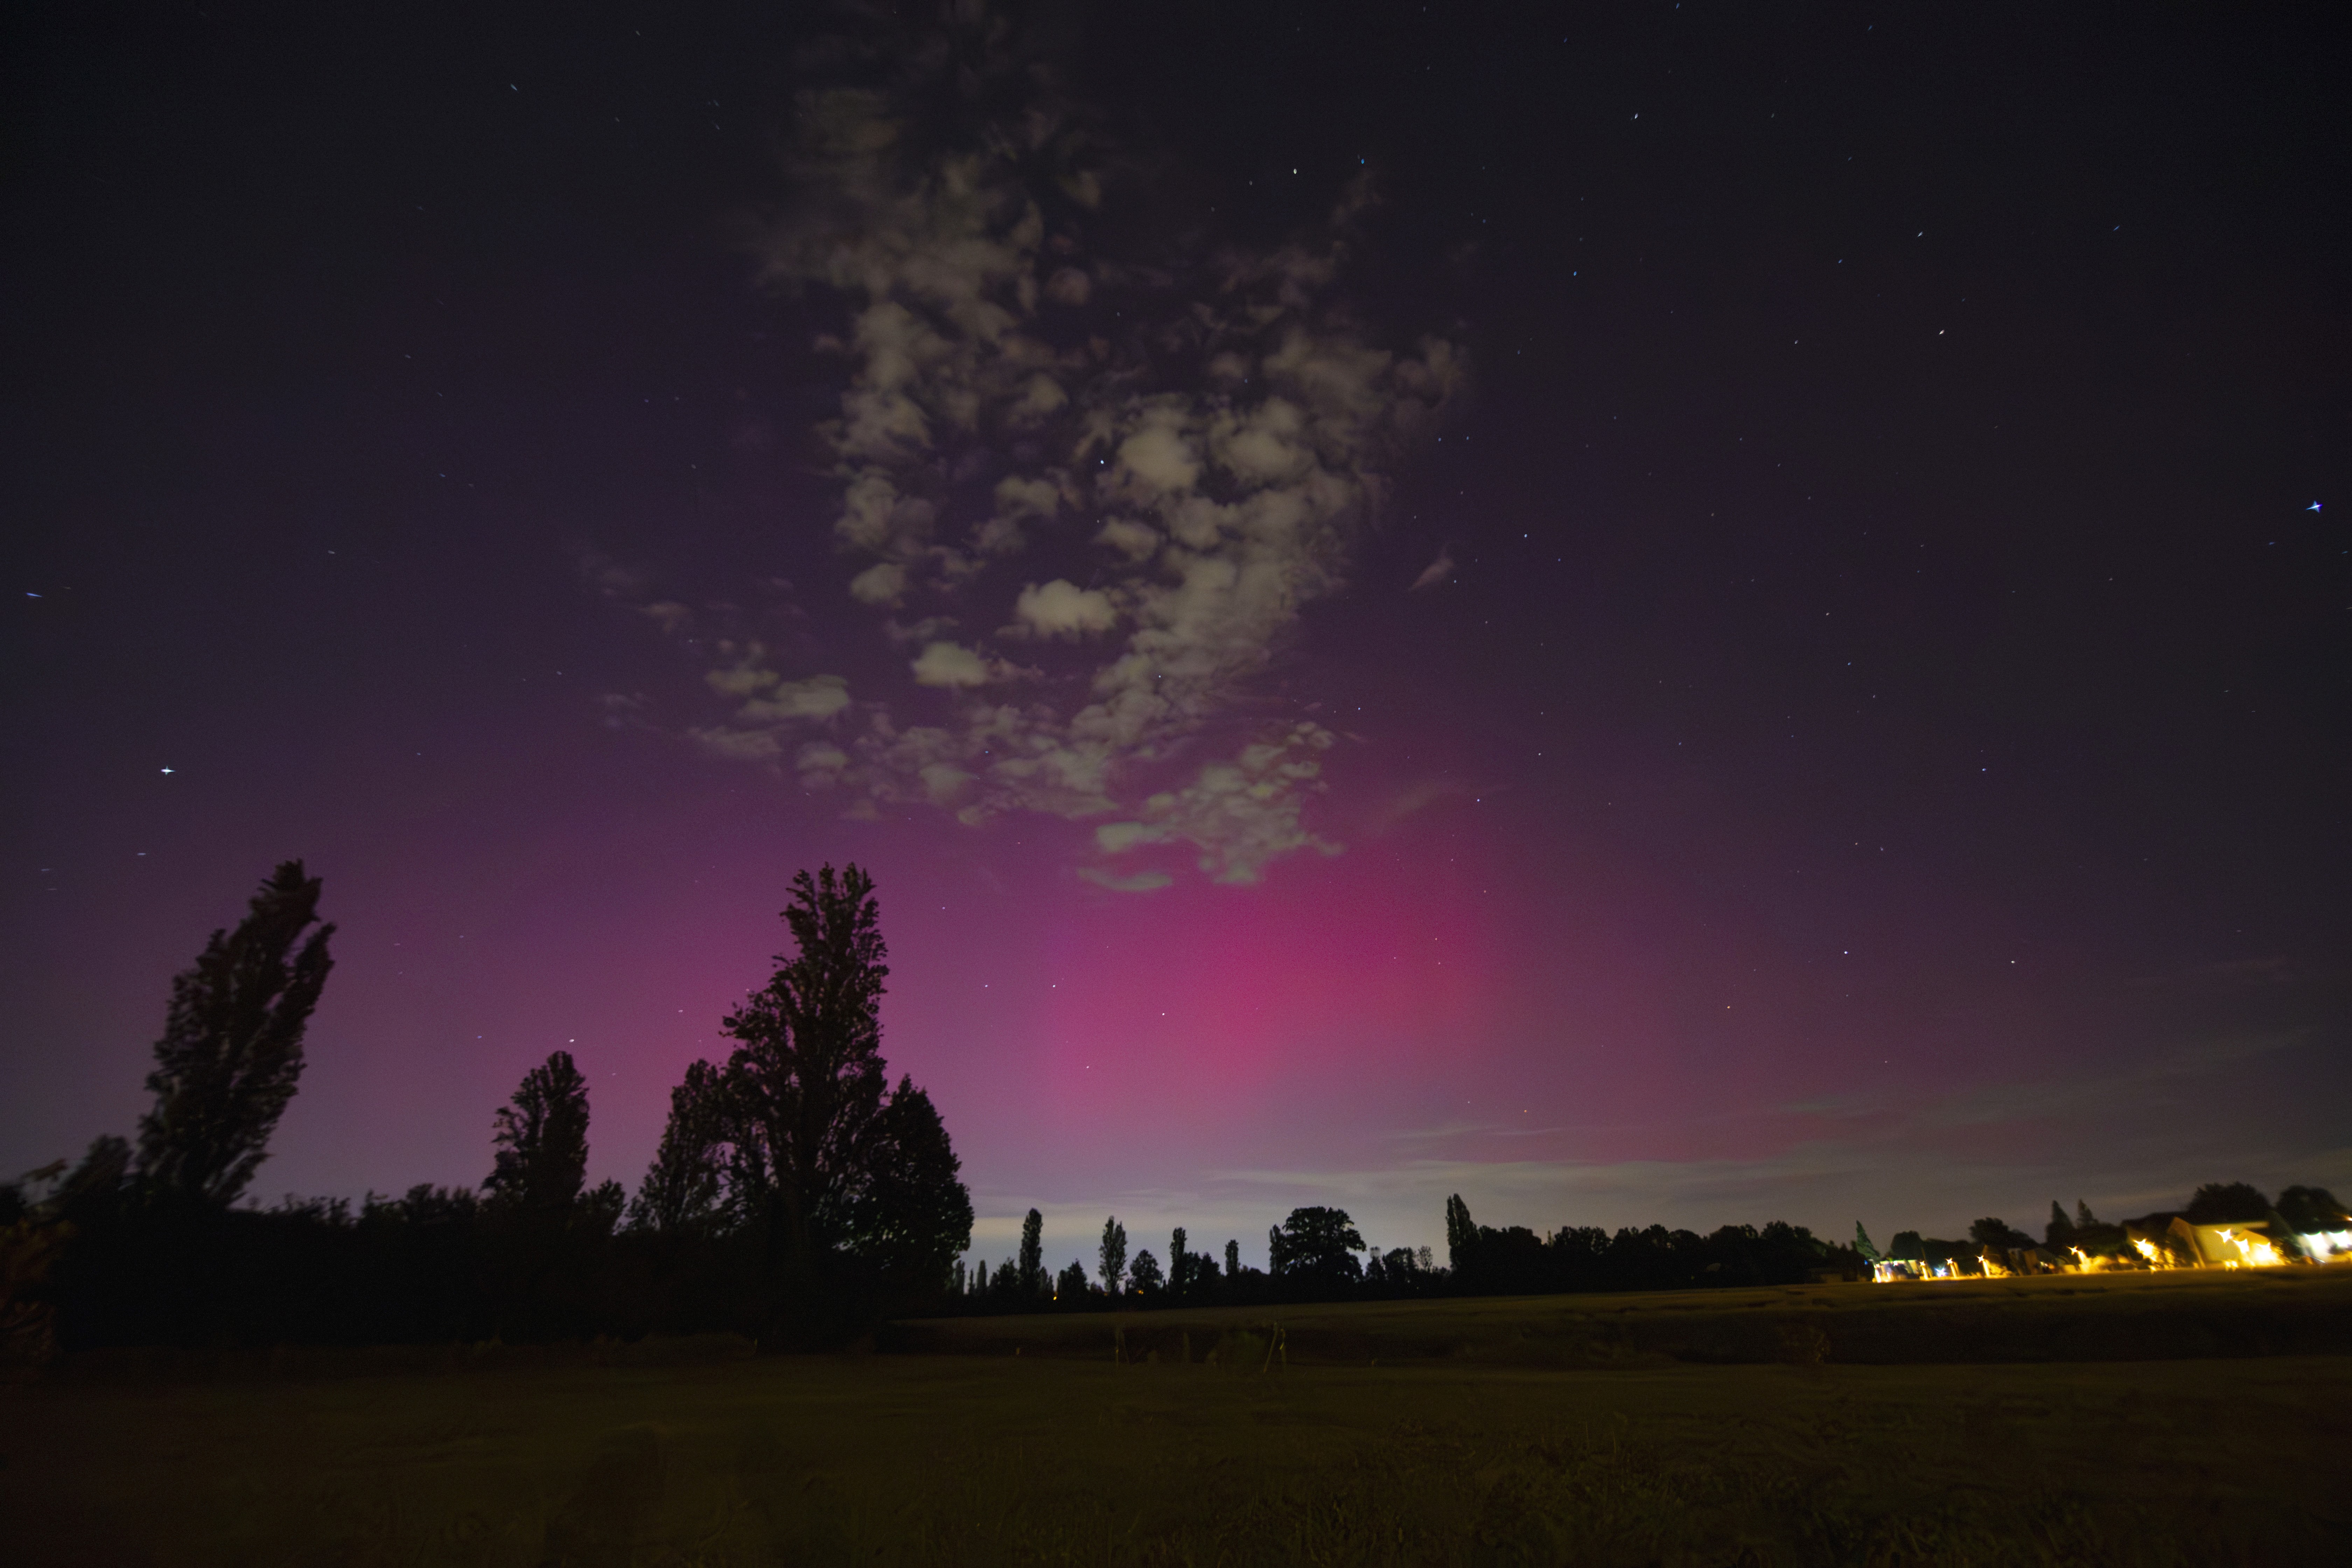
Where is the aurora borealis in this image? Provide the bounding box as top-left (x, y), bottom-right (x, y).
top-left (4, 3), bottom-right (2344, 1271)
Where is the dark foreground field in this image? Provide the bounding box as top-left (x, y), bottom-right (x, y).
top-left (6, 1273), bottom-right (2349, 1566)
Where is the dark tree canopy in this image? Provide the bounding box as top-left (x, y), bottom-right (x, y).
top-left (846, 1076), bottom-right (973, 1286)
top-left (135, 861), bottom-right (336, 1208)
top-left (1270, 1205), bottom-right (1366, 1288)
top-left (1967, 1216), bottom-right (2033, 1250)
top-left (2183, 1182), bottom-right (2272, 1224)
top-left (1127, 1248), bottom-right (1163, 1292)
top-left (486, 1050), bottom-right (592, 1213)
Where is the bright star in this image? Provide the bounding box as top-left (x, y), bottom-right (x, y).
top-left (2308, 502), bottom-right (2322, 512)
top-left (159, 768), bottom-right (175, 775)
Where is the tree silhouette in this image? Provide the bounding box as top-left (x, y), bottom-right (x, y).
top-left (1128, 1248), bottom-right (1163, 1293)
top-left (1270, 1206), bottom-right (1366, 1289)
top-left (134, 861), bottom-right (335, 1208)
top-left (2044, 1200), bottom-right (2075, 1247)
top-left (1098, 1216), bottom-right (1127, 1294)
top-left (2183, 1182), bottom-right (2271, 1224)
top-left (1967, 1216), bottom-right (2033, 1251)
top-left (1168, 1226), bottom-right (1188, 1294)
top-left (1853, 1222), bottom-right (1880, 1262)
top-left (1445, 1193), bottom-right (1476, 1272)
top-left (628, 1059), bottom-right (730, 1234)
top-left (714, 865), bottom-right (969, 1294)
top-left (846, 1076), bottom-right (972, 1288)
top-left (486, 1050), bottom-right (592, 1214)
top-left (1019, 1208), bottom-right (1045, 1297)
top-left (1224, 1238), bottom-right (1240, 1280)
top-left (1056, 1258), bottom-right (1089, 1302)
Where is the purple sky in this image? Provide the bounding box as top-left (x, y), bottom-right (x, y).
top-left (5, 4), bottom-right (2345, 1273)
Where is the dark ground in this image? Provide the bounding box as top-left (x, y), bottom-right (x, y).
top-left (6, 1272), bottom-right (2348, 1565)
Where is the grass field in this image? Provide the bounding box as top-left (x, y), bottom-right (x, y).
top-left (5, 1272), bottom-right (2348, 1566)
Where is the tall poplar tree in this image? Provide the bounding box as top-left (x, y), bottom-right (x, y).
top-left (1018, 1208), bottom-right (1045, 1296)
top-left (1444, 1193), bottom-right (1477, 1271)
top-left (648, 864), bottom-right (971, 1294)
top-left (135, 861), bottom-right (335, 1207)
top-left (1098, 1215), bottom-right (1127, 1294)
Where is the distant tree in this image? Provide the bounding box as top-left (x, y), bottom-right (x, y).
top-left (486, 1050), bottom-right (592, 1214)
top-left (1098, 1216), bottom-right (1128, 1294)
top-left (1445, 1193), bottom-right (1476, 1271)
top-left (1168, 1226), bottom-right (1188, 1293)
top-left (1128, 1248), bottom-right (1163, 1293)
top-left (2277, 1186), bottom-right (2351, 1233)
top-left (628, 1060), bottom-right (731, 1234)
top-left (1889, 1230), bottom-right (1924, 1261)
top-left (1967, 1216), bottom-right (2034, 1252)
top-left (2045, 1200), bottom-right (2075, 1248)
top-left (1056, 1258), bottom-right (1090, 1302)
top-left (1853, 1222), bottom-right (1880, 1262)
top-left (1018, 1209), bottom-right (1045, 1296)
top-left (134, 861), bottom-right (336, 1208)
top-left (2183, 1183), bottom-right (2271, 1224)
top-left (1225, 1238), bottom-right (1240, 1279)
top-left (1270, 1206), bottom-right (1366, 1291)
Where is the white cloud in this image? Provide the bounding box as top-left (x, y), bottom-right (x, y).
top-left (737, 674), bottom-right (850, 724)
top-left (848, 561), bottom-right (909, 606)
top-left (910, 641), bottom-right (995, 687)
top-left (1011, 579), bottom-right (1118, 638)
top-left (1410, 549), bottom-right (1455, 591)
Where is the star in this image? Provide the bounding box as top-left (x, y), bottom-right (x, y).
top-left (2308, 502), bottom-right (2322, 511)
top-left (159, 768), bottom-right (175, 776)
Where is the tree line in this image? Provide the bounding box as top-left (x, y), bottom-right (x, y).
top-left (941, 1196), bottom-right (1864, 1314)
top-left (0, 861), bottom-right (973, 1359)
top-left (14, 860), bottom-right (2320, 1367)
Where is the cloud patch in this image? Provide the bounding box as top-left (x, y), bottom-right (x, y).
top-left (684, 16), bottom-right (1463, 884)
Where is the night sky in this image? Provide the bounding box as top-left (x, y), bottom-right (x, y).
top-left (5, 3), bottom-right (2345, 1272)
